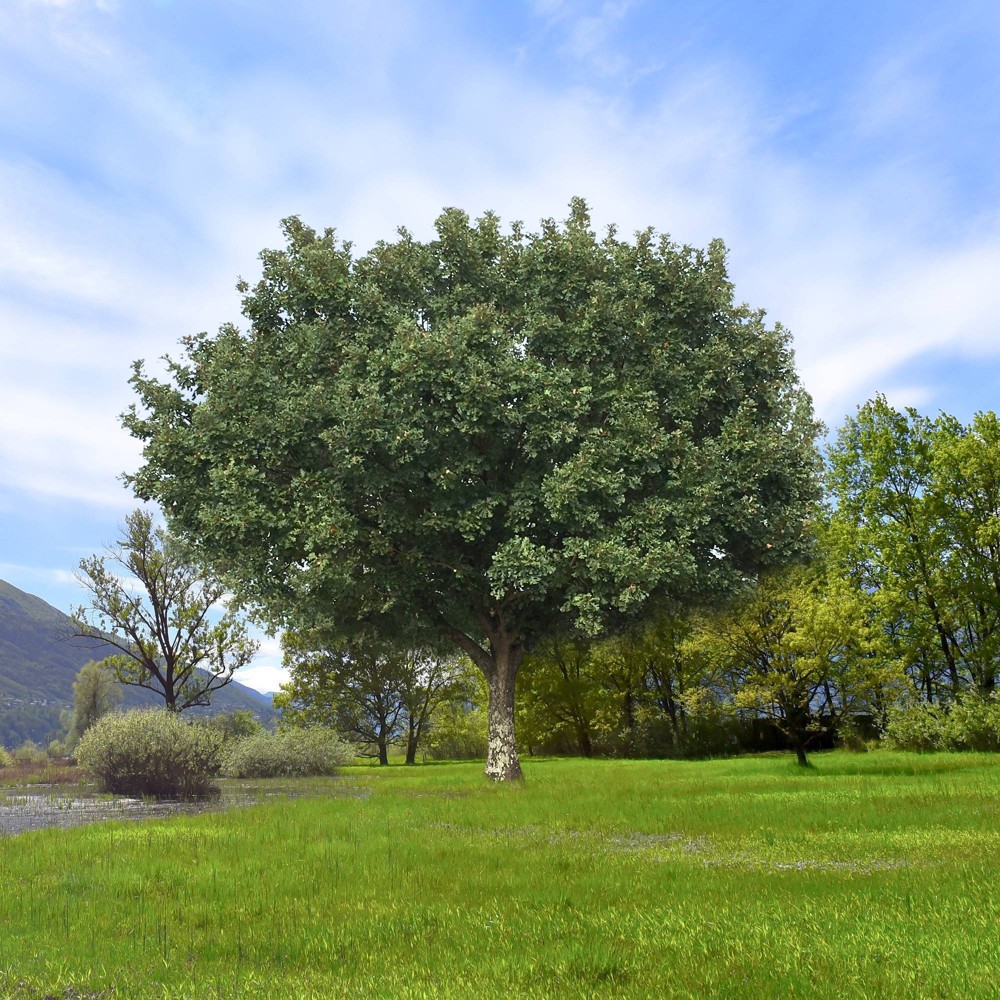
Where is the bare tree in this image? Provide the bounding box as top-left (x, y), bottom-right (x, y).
top-left (73, 510), bottom-right (257, 711)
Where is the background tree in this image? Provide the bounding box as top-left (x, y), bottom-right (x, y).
top-left (277, 632), bottom-right (460, 765)
top-left (688, 557), bottom-right (890, 766)
top-left (518, 636), bottom-right (603, 757)
top-left (589, 601), bottom-right (718, 756)
top-left (828, 398), bottom-right (1000, 702)
top-left (73, 510), bottom-right (258, 711)
top-left (398, 655), bottom-right (464, 765)
top-left (125, 201), bottom-right (821, 780)
top-left (61, 659), bottom-right (122, 753)
top-left (423, 662), bottom-right (489, 761)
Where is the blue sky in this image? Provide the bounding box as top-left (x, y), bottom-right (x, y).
top-left (2, 0), bottom-right (999, 692)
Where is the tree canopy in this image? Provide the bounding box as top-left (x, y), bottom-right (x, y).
top-left (827, 395), bottom-right (1000, 700)
top-left (125, 200), bottom-right (820, 778)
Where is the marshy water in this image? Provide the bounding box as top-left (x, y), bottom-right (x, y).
top-left (0, 787), bottom-right (247, 837)
top-left (0, 775), bottom-right (367, 837)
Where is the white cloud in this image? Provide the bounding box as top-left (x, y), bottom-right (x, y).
top-left (0, 563), bottom-right (78, 588)
top-left (236, 632), bottom-right (287, 695)
top-left (2, 0), bottom-right (999, 524)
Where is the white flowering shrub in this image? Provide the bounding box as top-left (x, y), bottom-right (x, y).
top-left (221, 727), bottom-right (353, 778)
top-left (76, 708), bottom-right (222, 798)
top-left (883, 695), bottom-right (1000, 752)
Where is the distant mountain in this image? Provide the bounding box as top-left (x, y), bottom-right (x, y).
top-left (0, 578), bottom-right (276, 746)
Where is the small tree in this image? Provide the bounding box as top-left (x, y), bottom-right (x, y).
top-left (276, 632), bottom-right (460, 765)
top-left (73, 510), bottom-right (258, 711)
top-left (688, 560), bottom-right (892, 765)
top-left (62, 659), bottom-right (123, 752)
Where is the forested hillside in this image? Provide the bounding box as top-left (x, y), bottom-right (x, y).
top-left (0, 578), bottom-right (275, 746)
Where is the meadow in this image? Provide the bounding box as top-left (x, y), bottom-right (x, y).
top-left (2, 751), bottom-right (1000, 998)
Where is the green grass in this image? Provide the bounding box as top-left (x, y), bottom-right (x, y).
top-left (3, 751), bottom-right (1000, 998)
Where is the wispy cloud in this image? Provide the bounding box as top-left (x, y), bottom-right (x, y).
top-left (0, 564), bottom-right (78, 588)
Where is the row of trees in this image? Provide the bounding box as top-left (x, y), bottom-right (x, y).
top-left (64, 396), bottom-right (1000, 770)
top-left (510, 397), bottom-right (1000, 766)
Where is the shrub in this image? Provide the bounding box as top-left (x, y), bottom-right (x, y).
top-left (0, 747), bottom-right (12, 769)
top-left (882, 700), bottom-right (948, 751)
top-left (883, 695), bottom-right (1000, 752)
top-left (12, 740), bottom-right (48, 766)
top-left (75, 708), bottom-right (222, 798)
top-left (941, 695), bottom-right (1000, 751)
top-left (835, 716), bottom-right (871, 753)
top-left (196, 709), bottom-right (266, 746)
top-left (423, 704), bottom-right (489, 761)
top-left (221, 727), bottom-right (353, 778)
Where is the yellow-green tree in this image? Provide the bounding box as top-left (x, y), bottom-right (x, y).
top-left (62, 660), bottom-right (123, 752)
top-left (689, 560), bottom-right (894, 765)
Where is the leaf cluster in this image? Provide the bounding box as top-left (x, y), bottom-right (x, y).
top-left (125, 201), bottom-right (820, 656)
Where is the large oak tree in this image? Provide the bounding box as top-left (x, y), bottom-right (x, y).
top-left (125, 200), bottom-right (820, 779)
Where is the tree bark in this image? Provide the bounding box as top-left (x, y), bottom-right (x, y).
top-left (442, 613), bottom-right (525, 781)
top-left (405, 727), bottom-right (418, 765)
top-left (377, 737), bottom-right (389, 766)
top-left (485, 647), bottom-right (523, 781)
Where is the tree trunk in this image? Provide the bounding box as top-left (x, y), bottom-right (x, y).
top-left (377, 738), bottom-right (389, 766)
top-left (485, 649), bottom-right (523, 781)
top-left (444, 613), bottom-right (525, 781)
top-left (793, 741), bottom-right (809, 767)
top-left (405, 727), bottom-right (418, 765)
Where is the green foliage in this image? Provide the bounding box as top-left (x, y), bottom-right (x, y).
top-left (0, 704), bottom-right (63, 751)
top-left (125, 201), bottom-right (821, 779)
top-left (686, 552), bottom-right (897, 764)
top-left (196, 709), bottom-right (265, 745)
top-left (73, 510), bottom-right (258, 711)
top-left (62, 659), bottom-right (123, 752)
top-left (882, 700), bottom-right (948, 751)
top-left (884, 695), bottom-right (1000, 752)
top-left (12, 740), bottom-right (48, 766)
top-left (0, 746), bottom-right (11, 768)
top-left (220, 726), bottom-right (354, 777)
top-left (75, 708), bottom-right (221, 798)
top-left (277, 631), bottom-right (475, 765)
top-left (518, 637), bottom-right (604, 756)
top-left (942, 695), bottom-right (1000, 751)
top-left (828, 397), bottom-right (1000, 702)
top-left (423, 666), bottom-right (489, 760)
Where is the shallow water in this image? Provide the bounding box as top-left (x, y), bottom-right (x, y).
top-left (0, 789), bottom-right (239, 837)
top-left (0, 777), bottom-right (367, 837)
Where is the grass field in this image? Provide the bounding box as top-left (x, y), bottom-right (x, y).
top-left (3, 751), bottom-right (1000, 998)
